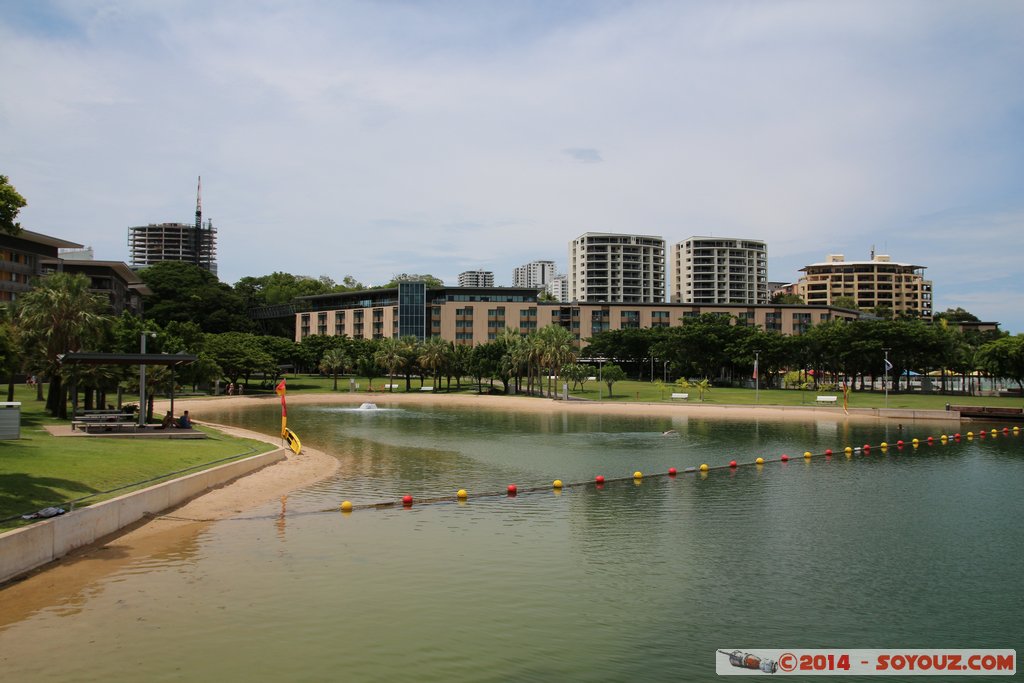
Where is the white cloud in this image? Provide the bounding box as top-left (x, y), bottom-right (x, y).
top-left (2, 1), bottom-right (1023, 331)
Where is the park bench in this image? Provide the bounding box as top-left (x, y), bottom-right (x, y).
top-left (383, 384), bottom-right (399, 389)
top-left (72, 416), bottom-right (140, 433)
top-left (420, 386), bottom-right (434, 391)
top-left (816, 395), bottom-right (838, 405)
top-left (671, 393), bottom-right (689, 400)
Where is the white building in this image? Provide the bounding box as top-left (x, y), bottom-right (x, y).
top-left (545, 274), bottom-right (569, 302)
top-left (568, 232), bottom-right (666, 303)
top-left (670, 236), bottom-right (767, 304)
top-left (513, 260), bottom-right (557, 288)
top-left (457, 270), bottom-right (495, 287)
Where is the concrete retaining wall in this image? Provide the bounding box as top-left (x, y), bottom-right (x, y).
top-left (0, 448), bottom-right (287, 585)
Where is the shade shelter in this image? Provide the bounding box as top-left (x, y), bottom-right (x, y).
top-left (58, 352), bottom-right (197, 422)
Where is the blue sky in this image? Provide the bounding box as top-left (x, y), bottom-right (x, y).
top-left (2, 0), bottom-right (1023, 332)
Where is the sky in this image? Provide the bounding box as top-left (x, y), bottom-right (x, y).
top-left (2, 0), bottom-right (1023, 332)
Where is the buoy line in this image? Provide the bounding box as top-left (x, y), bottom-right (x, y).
top-left (152, 425), bottom-right (1021, 522)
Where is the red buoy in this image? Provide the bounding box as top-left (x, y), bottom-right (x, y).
top-left (668, 467), bottom-right (677, 476)
top-left (507, 484), bottom-right (517, 496)
top-left (729, 460), bottom-right (737, 468)
top-left (897, 440), bottom-right (904, 447)
top-left (954, 433), bottom-right (961, 439)
top-left (863, 444), bottom-right (871, 451)
top-left (825, 449), bottom-right (833, 456)
top-left (1003, 427), bottom-right (1010, 433)
top-left (927, 436), bottom-right (934, 443)
top-left (781, 454), bottom-right (789, 462)
top-left (595, 475), bottom-right (605, 484)
top-left (402, 495), bottom-right (413, 506)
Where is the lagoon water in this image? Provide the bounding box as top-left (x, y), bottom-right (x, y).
top-left (1, 403), bottom-right (1022, 682)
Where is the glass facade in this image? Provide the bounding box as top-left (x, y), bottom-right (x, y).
top-left (398, 281), bottom-right (427, 340)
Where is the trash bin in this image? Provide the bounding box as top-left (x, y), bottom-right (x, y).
top-left (0, 402), bottom-right (21, 440)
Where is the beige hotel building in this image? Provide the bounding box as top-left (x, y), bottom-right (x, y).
top-left (295, 283), bottom-right (860, 348)
top-left (797, 253), bottom-right (933, 319)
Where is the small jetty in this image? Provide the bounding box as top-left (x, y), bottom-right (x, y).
top-left (949, 405), bottom-right (1024, 420)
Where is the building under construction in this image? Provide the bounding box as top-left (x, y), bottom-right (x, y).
top-left (128, 178), bottom-right (218, 275)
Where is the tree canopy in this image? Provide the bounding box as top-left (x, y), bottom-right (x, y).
top-left (0, 174), bottom-right (27, 235)
top-left (139, 261), bottom-right (254, 333)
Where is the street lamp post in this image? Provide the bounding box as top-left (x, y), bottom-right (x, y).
top-left (139, 331), bottom-right (156, 427)
top-left (883, 348), bottom-right (891, 409)
top-left (597, 359), bottom-right (605, 401)
top-left (754, 349), bottom-right (761, 405)
top-left (664, 360), bottom-right (670, 384)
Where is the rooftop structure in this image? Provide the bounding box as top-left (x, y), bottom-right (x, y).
top-left (458, 270), bottom-right (495, 288)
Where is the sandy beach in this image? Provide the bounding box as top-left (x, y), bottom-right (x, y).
top-left (0, 391), bottom-right (948, 620)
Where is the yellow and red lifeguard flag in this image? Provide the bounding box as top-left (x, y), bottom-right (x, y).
top-left (276, 378), bottom-right (287, 437)
top-left (842, 380), bottom-right (850, 415)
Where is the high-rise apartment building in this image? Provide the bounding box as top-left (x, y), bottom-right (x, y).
top-left (797, 253), bottom-right (933, 318)
top-left (457, 270), bottom-right (495, 287)
top-left (670, 237), bottom-right (767, 304)
top-left (568, 233), bottom-right (666, 303)
top-left (513, 260), bottom-right (556, 288)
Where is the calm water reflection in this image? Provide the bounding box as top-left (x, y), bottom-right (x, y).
top-left (1, 403), bottom-right (1021, 682)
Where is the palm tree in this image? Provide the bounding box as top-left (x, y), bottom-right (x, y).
top-left (18, 273), bottom-right (110, 418)
top-left (374, 338), bottom-right (403, 392)
top-left (539, 324), bottom-right (576, 397)
top-left (418, 336), bottom-right (450, 390)
top-left (319, 347), bottom-right (351, 391)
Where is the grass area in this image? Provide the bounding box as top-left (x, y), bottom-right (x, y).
top-left (258, 373), bottom-right (1023, 412)
top-left (0, 386), bottom-right (275, 531)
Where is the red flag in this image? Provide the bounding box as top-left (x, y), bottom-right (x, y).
top-left (752, 359), bottom-right (758, 380)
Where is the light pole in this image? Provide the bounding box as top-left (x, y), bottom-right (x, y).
top-left (754, 349), bottom-right (761, 405)
top-left (650, 356), bottom-right (654, 383)
top-left (139, 331), bottom-right (156, 427)
top-left (664, 360), bottom-right (670, 384)
top-left (883, 347), bottom-right (891, 409)
top-left (597, 359), bottom-right (605, 401)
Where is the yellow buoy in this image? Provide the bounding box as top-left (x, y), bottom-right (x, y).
top-left (880, 442), bottom-right (888, 449)
top-left (967, 431), bottom-right (974, 438)
top-left (633, 471), bottom-right (643, 479)
top-left (844, 446), bottom-right (853, 454)
top-left (699, 463), bottom-right (709, 472)
top-left (457, 489), bottom-right (468, 499)
top-left (755, 457), bottom-right (764, 465)
top-left (553, 479), bottom-right (563, 489)
top-left (803, 451), bottom-right (812, 459)
top-left (912, 438), bottom-right (919, 445)
top-left (1013, 426), bottom-right (1019, 432)
top-left (991, 429), bottom-right (998, 436)
top-left (340, 500), bottom-right (353, 513)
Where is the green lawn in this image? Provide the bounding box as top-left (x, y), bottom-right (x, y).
top-left (232, 373), bottom-right (1024, 412)
top-left (0, 386), bottom-right (274, 531)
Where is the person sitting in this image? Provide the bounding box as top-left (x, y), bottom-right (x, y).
top-left (177, 410), bottom-right (191, 429)
top-left (161, 411), bottom-right (174, 429)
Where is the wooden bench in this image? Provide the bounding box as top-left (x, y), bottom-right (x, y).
top-left (816, 395), bottom-right (838, 405)
top-left (671, 393), bottom-right (689, 400)
top-left (71, 415), bottom-right (135, 431)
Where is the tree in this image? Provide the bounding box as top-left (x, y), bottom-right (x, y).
top-left (934, 307), bottom-right (981, 323)
top-left (977, 335), bottom-right (1024, 391)
top-left (833, 296), bottom-right (858, 310)
top-left (204, 332), bottom-right (275, 388)
top-left (418, 336), bottom-right (450, 389)
top-left (140, 261), bottom-right (254, 333)
top-left (319, 347), bottom-right (351, 391)
top-left (374, 338), bottom-right (404, 391)
top-left (0, 175), bottom-right (27, 235)
top-left (18, 272), bottom-right (111, 418)
top-left (770, 293), bottom-right (804, 304)
top-left (381, 273), bottom-right (444, 288)
top-left (601, 363), bottom-right (627, 397)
